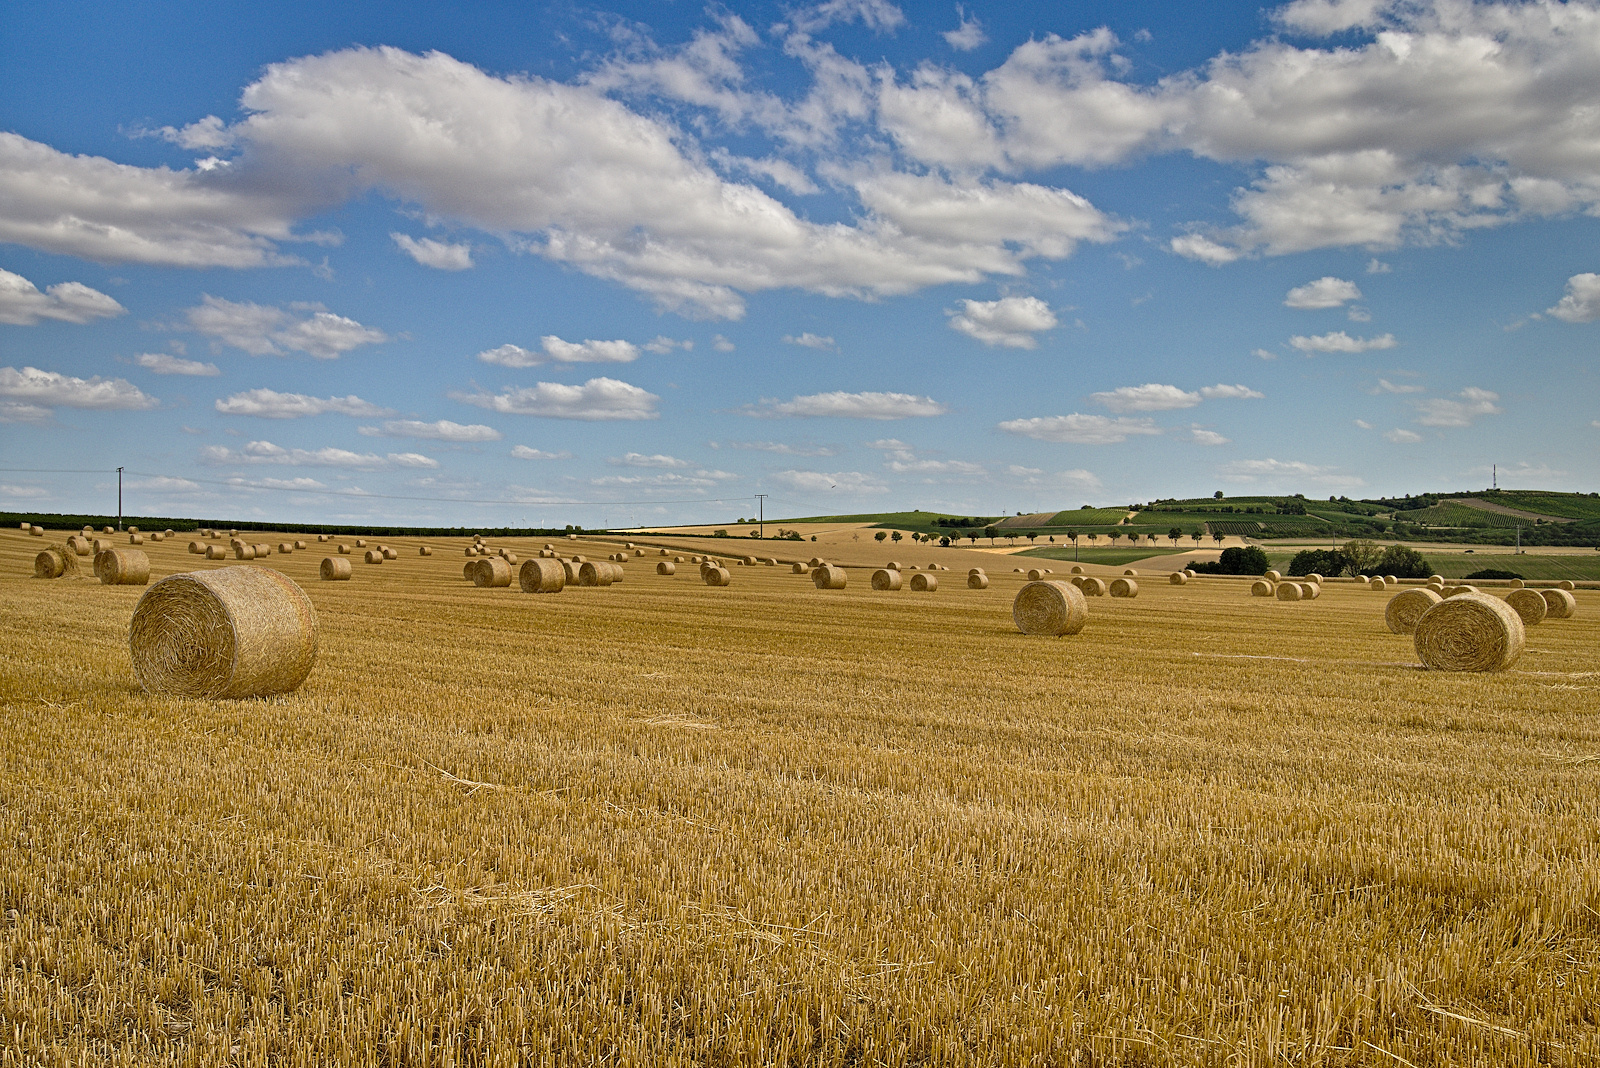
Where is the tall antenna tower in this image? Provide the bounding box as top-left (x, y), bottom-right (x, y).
top-left (1492, 464), bottom-right (1497, 489)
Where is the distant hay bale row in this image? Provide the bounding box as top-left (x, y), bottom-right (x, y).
top-left (1014, 580), bottom-right (1088, 636)
top-left (1414, 592), bottom-right (1525, 672)
top-left (95, 549), bottom-right (149, 586)
top-left (130, 566), bottom-right (317, 698)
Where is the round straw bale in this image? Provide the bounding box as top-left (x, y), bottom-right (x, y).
top-left (464, 546), bottom-right (478, 557)
top-left (764, 558), bottom-right (778, 565)
top-left (320, 556), bottom-right (352, 581)
top-left (130, 566), bottom-right (317, 698)
top-left (967, 572), bottom-right (989, 589)
top-left (477, 545), bottom-right (490, 556)
top-left (364, 550), bottom-right (383, 564)
top-left (812, 564), bottom-right (847, 589)
top-left (624, 542), bottom-right (634, 550)
top-left (337, 544), bottom-right (351, 554)
top-left (1250, 579), bottom-right (1274, 597)
top-left (742, 555), bottom-right (757, 566)
top-left (234, 545), bottom-right (255, 560)
top-left (294, 540), bottom-right (307, 550)
top-left (97, 548), bottom-right (150, 586)
top-left (475, 557), bottom-right (513, 588)
top-left (608, 562), bottom-right (625, 584)
top-left (886, 560), bottom-right (903, 570)
top-left (94, 539), bottom-right (115, 556)
top-left (1169, 572), bottom-right (1188, 586)
top-left (657, 560), bottom-right (676, 575)
top-left (1385, 575), bottom-right (1398, 584)
top-left (1414, 592), bottom-right (1525, 672)
top-left (968, 566), bottom-right (986, 576)
top-left (570, 555), bottom-right (587, 563)
top-left (278, 543), bottom-right (293, 554)
top-left (128, 526), bottom-right (139, 535)
top-left (187, 540), bottom-right (204, 555)
top-left (808, 557), bottom-right (823, 568)
top-left (1013, 580), bottom-right (1088, 636)
top-left (561, 560), bottom-right (581, 584)
top-left (1026, 568), bottom-right (1045, 582)
top-left (635, 549), bottom-right (644, 557)
top-left (205, 545), bottom-right (226, 560)
top-left (66, 534), bottom-right (91, 556)
top-left (419, 546), bottom-right (432, 556)
top-left (871, 568), bottom-right (903, 591)
top-left (253, 544), bottom-right (270, 558)
top-left (578, 560), bottom-right (614, 586)
top-left (910, 572), bottom-right (937, 592)
top-left (34, 544), bottom-right (78, 579)
top-left (1275, 581), bottom-right (1303, 602)
top-left (1079, 577), bottom-right (1107, 597)
top-left (1558, 580), bottom-right (1576, 591)
top-left (659, 547), bottom-right (669, 555)
top-left (1541, 589), bottom-right (1577, 619)
top-left (1306, 573), bottom-right (1323, 584)
top-left (318, 534), bottom-right (329, 542)
top-left (1428, 574), bottom-right (1443, 584)
top-left (1385, 588), bottom-right (1441, 634)
top-left (1013, 568), bottom-right (1024, 574)
top-left (1264, 570), bottom-right (1282, 582)
top-left (150, 532), bottom-right (164, 542)
top-left (519, 558), bottom-right (565, 594)
top-left (1070, 565), bottom-right (1083, 575)
top-left (1508, 578), bottom-right (1524, 589)
top-left (703, 565), bottom-right (731, 586)
top-left (1123, 568), bottom-right (1139, 576)
top-left (674, 556), bottom-right (684, 563)
top-left (19, 521), bottom-right (29, 530)
top-left (567, 533), bottom-right (578, 540)
top-left (104, 526), bottom-right (115, 535)
top-left (355, 539), bottom-right (366, 548)
top-left (1503, 588), bottom-right (1547, 626)
top-left (488, 549), bottom-right (505, 562)
top-left (791, 562), bottom-right (807, 574)
top-left (463, 561), bottom-right (479, 581)
top-left (1368, 577), bottom-right (1387, 591)
top-left (1302, 583), bottom-right (1321, 600)
top-left (1110, 577), bottom-right (1139, 598)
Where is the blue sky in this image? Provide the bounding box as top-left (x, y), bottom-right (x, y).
top-left (2, 0), bottom-right (1596, 528)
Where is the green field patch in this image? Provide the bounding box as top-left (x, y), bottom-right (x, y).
top-left (1016, 546), bottom-right (1167, 566)
top-left (1426, 554), bottom-right (1600, 580)
top-left (1043, 508), bottom-right (1130, 526)
top-left (1397, 502), bottom-right (1525, 528)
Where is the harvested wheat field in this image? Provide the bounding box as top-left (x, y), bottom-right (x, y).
top-left (2, 527), bottom-right (1598, 1066)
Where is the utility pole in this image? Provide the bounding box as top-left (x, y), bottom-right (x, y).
top-left (117, 466), bottom-right (123, 531)
top-left (755, 493), bottom-right (766, 539)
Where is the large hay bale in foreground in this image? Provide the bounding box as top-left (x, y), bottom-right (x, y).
top-left (1169, 572), bottom-right (1188, 586)
top-left (909, 572), bottom-right (937, 592)
top-left (96, 549), bottom-right (150, 586)
top-left (656, 560), bottom-right (676, 575)
top-left (1275, 582), bottom-right (1303, 602)
top-left (475, 557), bottom-right (513, 588)
top-left (1541, 589), bottom-right (1577, 619)
top-left (34, 544), bottom-right (78, 579)
top-left (1110, 577), bottom-right (1138, 598)
top-left (812, 564), bottom-right (847, 590)
top-left (967, 572), bottom-right (989, 589)
top-left (320, 556), bottom-right (352, 581)
top-left (1503, 589), bottom-right (1548, 626)
top-left (1250, 579), bottom-right (1274, 597)
top-left (1413, 592), bottom-right (1525, 672)
top-left (872, 568), bottom-right (902, 591)
top-left (703, 565), bottom-right (731, 587)
top-left (1013, 580), bottom-right (1088, 636)
top-left (519, 558), bottom-right (565, 593)
top-left (130, 567), bottom-right (317, 698)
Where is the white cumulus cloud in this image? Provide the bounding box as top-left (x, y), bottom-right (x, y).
top-left (1415, 387), bottom-right (1501, 427)
top-left (997, 413), bottom-right (1162, 444)
top-left (1091, 383), bottom-right (1199, 412)
top-left (1547, 273), bottom-right (1600, 323)
top-left (1289, 331), bottom-right (1397, 354)
top-left (0, 268), bottom-right (125, 325)
top-left (610, 453), bottom-right (691, 468)
top-left (358, 419), bottom-right (501, 441)
top-left (452, 377), bottom-right (660, 420)
top-left (134, 352), bottom-right (219, 376)
top-left (510, 445), bottom-right (571, 460)
top-left (200, 440), bottom-right (434, 468)
top-left (214, 389), bottom-right (393, 419)
top-left (477, 336), bottom-right (641, 367)
top-left (944, 7), bottom-right (988, 51)
top-left (946, 295), bottom-right (1057, 348)
top-left (1284, 276), bottom-right (1361, 309)
top-left (1385, 428), bottom-right (1423, 442)
top-left (185, 296), bottom-right (387, 359)
top-left (0, 365), bottom-right (157, 411)
top-left (783, 332), bottom-right (836, 350)
top-left (748, 390), bottom-right (948, 419)
top-left (391, 232), bottom-right (474, 270)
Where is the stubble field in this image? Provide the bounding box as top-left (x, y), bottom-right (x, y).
top-left (2, 529), bottom-right (1598, 1066)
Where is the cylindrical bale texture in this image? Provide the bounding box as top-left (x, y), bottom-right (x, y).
top-left (96, 548), bottom-right (151, 586)
top-left (279, 543), bottom-right (294, 554)
top-left (791, 562), bottom-right (807, 574)
top-left (1013, 580), bottom-right (1088, 636)
top-left (364, 550), bottom-right (383, 564)
top-left (188, 540), bottom-right (205, 554)
top-left (910, 573), bottom-right (937, 592)
top-left (871, 568), bottom-right (902, 591)
top-left (383, 548), bottom-right (400, 560)
top-left (320, 556), bottom-right (352, 581)
top-left (1264, 570), bottom-right (1282, 582)
top-left (518, 558), bottom-right (565, 593)
top-left (1541, 589), bottom-right (1577, 619)
top-left (1276, 582), bottom-right (1303, 601)
top-left (1079, 577), bottom-right (1106, 597)
top-left (1169, 572), bottom-right (1188, 585)
top-left (967, 573), bottom-right (989, 589)
top-left (474, 557), bottom-right (513, 588)
top-left (1368, 577), bottom-right (1387, 591)
top-left (578, 561), bottom-right (616, 586)
top-left (419, 546), bottom-right (432, 556)
top-left (703, 566), bottom-right (731, 586)
top-left (1503, 589), bottom-right (1547, 626)
top-left (1110, 577), bottom-right (1138, 598)
top-left (1123, 569), bottom-right (1139, 576)
top-left (130, 567), bottom-right (317, 698)
top-left (34, 545), bottom-right (75, 579)
top-left (1250, 579), bottom-right (1274, 597)
top-left (656, 561), bottom-right (676, 575)
top-left (205, 546), bottom-right (226, 560)
top-left (1026, 569), bottom-right (1045, 582)
top-left (67, 535), bottom-right (92, 556)
top-left (294, 540), bottom-right (307, 550)
top-left (812, 564), bottom-right (847, 589)
top-left (337, 544), bottom-right (350, 555)
top-left (1413, 592), bottom-right (1525, 672)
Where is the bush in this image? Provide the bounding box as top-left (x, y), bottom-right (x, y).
top-left (1288, 548), bottom-right (1350, 577)
top-left (1373, 545), bottom-right (1432, 578)
top-left (1464, 568), bottom-right (1522, 580)
top-left (1188, 545), bottom-right (1270, 575)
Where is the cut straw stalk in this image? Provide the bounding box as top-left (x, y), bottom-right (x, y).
top-left (130, 566), bottom-right (317, 698)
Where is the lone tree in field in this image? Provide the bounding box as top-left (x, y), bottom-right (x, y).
top-left (1192, 530), bottom-right (1203, 547)
top-left (985, 526), bottom-right (997, 544)
top-left (1169, 526), bottom-right (1182, 549)
top-left (1026, 531), bottom-right (1037, 544)
top-left (891, 531), bottom-right (903, 544)
top-left (1086, 533), bottom-right (1098, 548)
top-left (875, 531), bottom-right (887, 543)
top-left (968, 532), bottom-right (978, 545)
top-left (1108, 530), bottom-right (1121, 545)
top-left (1213, 530), bottom-right (1225, 547)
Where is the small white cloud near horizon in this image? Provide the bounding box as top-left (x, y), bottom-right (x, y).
top-left (1367, 259), bottom-right (1392, 274)
top-left (1415, 387), bottom-right (1501, 428)
top-left (1253, 348), bottom-right (1279, 360)
top-left (1547, 273), bottom-right (1600, 323)
top-left (771, 470), bottom-right (888, 494)
top-left (200, 439), bottom-right (437, 468)
top-left (1284, 277), bottom-right (1361, 310)
top-left (1289, 331), bottom-right (1398, 355)
top-left (0, 365), bottom-right (157, 412)
top-left (998, 413), bottom-right (1163, 445)
top-left (1188, 427), bottom-right (1231, 446)
top-left (944, 5), bottom-right (987, 49)
top-left (712, 335), bottom-right (736, 352)
top-left (609, 452), bottom-right (691, 469)
top-left (1092, 382), bottom-right (1262, 412)
top-left (215, 388), bottom-right (393, 419)
top-left (717, 440), bottom-right (837, 456)
top-left (1385, 428), bottom-right (1423, 443)
top-left (0, 268), bottom-right (126, 326)
top-left (783, 332), bottom-right (836, 350)
top-left (749, 391), bottom-right (948, 420)
top-left (134, 352), bottom-right (219, 376)
top-left (358, 419), bottom-right (500, 442)
top-left (642, 336), bottom-right (692, 354)
top-left (452, 377), bottom-right (660, 420)
top-left (946, 296), bottom-right (1056, 349)
top-left (477, 336), bottom-right (641, 367)
top-left (1374, 378), bottom-right (1424, 394)
top-left (391, 232), bottom-right (474, 270)
top-left (510, 445), bottom-right (571, 460)
top-left (185, 295), bottom-right (388, 359)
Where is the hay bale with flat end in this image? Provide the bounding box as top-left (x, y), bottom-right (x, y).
top-left (18, 521), bottom-right (28, 530)
top-left (967, 572), bottom-right (989, 589)
top-left (235, 545), bottom-right (256, 560)
top-left (809, 557), bottom-right (824, 568)
top-left (104, 526), bottom-right (115, 535)
top-left (1110, 577), bottom-right (1138, 598)
top-left (742, 555), bottom-right (757, 566)
top-left (93, 538), bottom-right (113, 554)
top-left (464, 546), bottom-right (477, 557)
top-left (1250, 579), bottom-right (1274, 597)
top-left (475, 557), bottom-right (512, 588)
top-left (1070, 565), bottom-right (1083, 575)
top-left (812, 564), bottom-right (847, 590)
top-left (1541, 589), bottom-right (1577, 619)
top-left (294, 540), bottom-right (307, 550)
top-left (1306, 572), bottom-right (1323, 584)
top-left (1169, 572), bottom-right (1188, 586)
top-left (279, 543), bottom-right (294, 554)
top-left (1414, 592), bottom-right (1525, 672)
top-left (1079, 577), bottom-right (1106, 597)
top-left (704, 566), bottom-right (731, 587)
top-left (1302, 583), bottom-right (1321, 600)
top-left (1013, 580), bottom-right (1088, 636)
top-left (968, 567), bottom-right (986, 577)
top-left (1508, 578), bottom-right (1524, 589)
top-left (1264, 570), bottom-right (1282, 582)
top-left (1385, 588), bottom-right (1442, 634)
top-left (1275, 582), bottom-right (1303, 601)
top-left (338, 544), bottom-right (351, 555)
top-left (607, 561), bottom-right (625, 584)
top-left (364, 549), bottom-right (384, 564)
top-left (519, 558), bottom-right (565, 594)
top-left (96, 548), bottom-right (150, 586)
top-left (356, 539), bottom-right (367, 548)
top-left (791, 562), bottom-right (807, 574)
top-left (657, 560), bottom-right (676, 575)
top-left (29, 525), bottom-right (43, 536)
top-left (254, 544), bottom-right (271, 559)
top-left (910, 572), bottom-right (937, 592)
top-left (658, 548), bottom-right (669, 555)
top-left (1123, 568), bottom-right (1139, 576)
top-left (67, 535), bottom-right (91, 556)
top-left (578, 561), bottom-right (615, 587)
top-left (419, 546), bottom-right (432, 556)
top-left (463, 561), bottom-right (479, 581)
top-left (318, 534), bottom-right (329, 542)
top-left (150, 532), bottom-right (164, 542)
top-left (1385, 575), bottom-right (1398, 584)
top-left (476, 545), bottom-right (490, 556)
top-left (188, 540), bottom-right (205, 555)
top-left (205, 545), bottom-right (226, 560)
top-left (1025, 568), bottom-right (1044, 582)
top-left (871, 568), bottom-right (902, 591)
top-left (570, 555), bottom-right (587, 564)
top-left (561, 560), bottom-right (581, 584)
top-left (1367, 577), bottom-right (1386, 591)
top-left (1558, 580), bottom-right (1576, 591)
top-left (128, 526), bottom-right (139, 535)
top-left (320, 556), bottom-right (352, 581)
top-left (885, 560), bottom-right (903, 571)
top-left (1504, 589), bottom-right (1547, 626)
top-left (130, 566), bottom-right (317, 698)
top-left (34, 544), bottom-right (78, 579)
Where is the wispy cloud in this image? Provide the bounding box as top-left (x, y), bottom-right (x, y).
top-left (452, 377), bottom-right (660, 420)
top-left (747, 391), bottom-right (947, 419)
top-left (1289, 331), bottom-right (1397, 355)
top-left (998, 413), bottom-right (1162, 444)
top-left (215, 388), bottom-right (393, 419)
